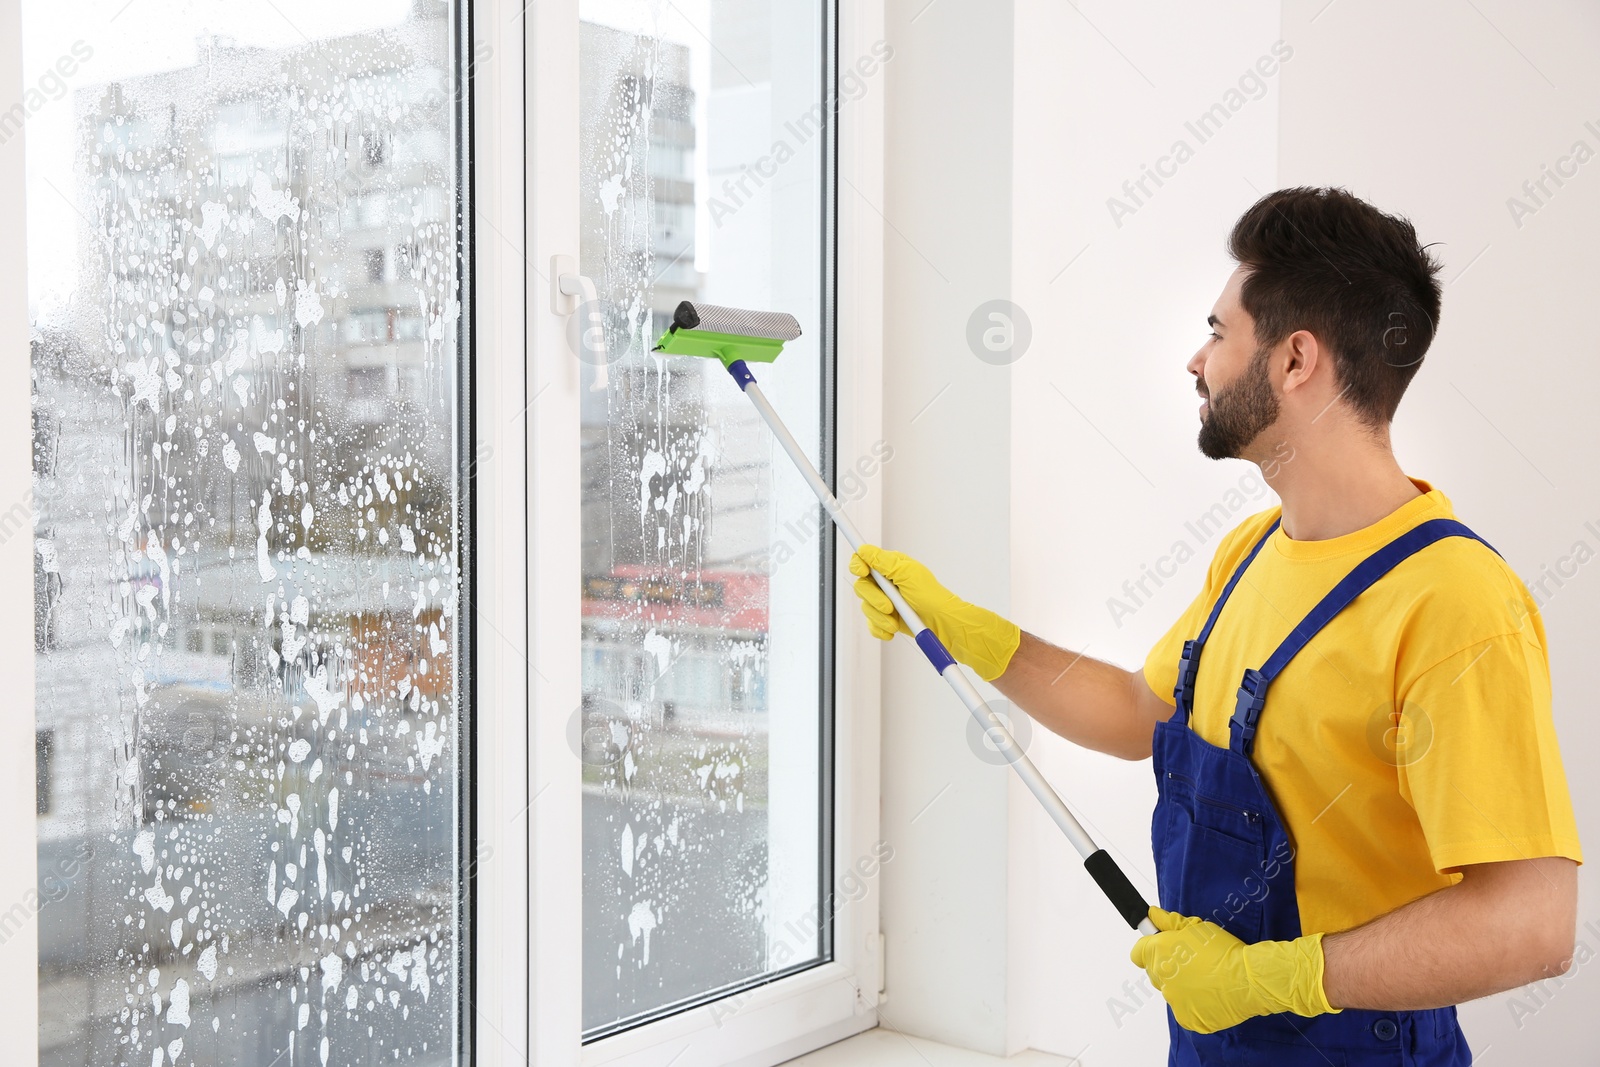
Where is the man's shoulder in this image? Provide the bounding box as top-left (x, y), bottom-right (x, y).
top-left (1206, 503), bottom-right (1529, 620)
top-left (1395, 523), bottom-right (1534, 640)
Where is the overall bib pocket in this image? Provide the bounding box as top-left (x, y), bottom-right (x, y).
top-left (1154, 789), bottom-right (1269, 943)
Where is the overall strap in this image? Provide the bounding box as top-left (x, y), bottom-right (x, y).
top-left (1172, 517), bottom-right (1282, 724)
top-left (1229, 518), bottom-right (1499, 755)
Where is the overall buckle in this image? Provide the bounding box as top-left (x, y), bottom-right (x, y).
top-left (1173, 640), bottom-right (1200, 709)
top-left (1230, 668), bottom-right (1268, 754)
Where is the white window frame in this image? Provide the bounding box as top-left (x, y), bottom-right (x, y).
top-left (1, 0), bottom-right (42, 1056)
top-left (0, 3), bottom-right (535, 1062)
top-left (0, 0), bottom-right (886, 1061)
top-left (524, 1), bottom-right (888, 1065)
top-left (474, 0), bottom-right (535, 1062)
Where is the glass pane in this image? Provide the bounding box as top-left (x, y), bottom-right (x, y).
top-left (578, 0), bottom-right (831, 1037)
top-left (25, 4), bottom-right (469, 1065)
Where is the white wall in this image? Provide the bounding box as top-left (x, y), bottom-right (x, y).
top-left (876, 0), bottom-right (1286, 1058)
top-left (1009, 1), bottom-right (1283, 1061)
top-left (877, 0), bottom-right (1016, 1054)
top-left (1275, 0), bottom-right (1600, 1057)
top-left (1003, 0), bottom-right (1600, 1062)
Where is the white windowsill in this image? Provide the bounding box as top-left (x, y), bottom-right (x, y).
top-left (784, 1029), bottom-right (1079, 1067)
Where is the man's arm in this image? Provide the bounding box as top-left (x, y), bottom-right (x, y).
top-left (992, 631), bottom-right (1174, 761)
top-left (849, 547), bottom-right (1172, 761)
top-left (1322, 856), bottom-right (1579, 1009)
top-left (1130, 855), bottom-right (1579, 1034)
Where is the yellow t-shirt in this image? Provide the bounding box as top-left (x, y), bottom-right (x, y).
top-left (1143, 477), bottom-right (1582, 935)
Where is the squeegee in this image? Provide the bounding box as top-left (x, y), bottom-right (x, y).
top-left (654, 300), bottom-right (1157, 937)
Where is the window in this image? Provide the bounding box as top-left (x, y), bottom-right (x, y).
top-left (577, 0), bottom-right (836, 1040)
top-left (346, 308), bottom-right (395, 345)
top-left (25, 5), bottom-right (470, 1066)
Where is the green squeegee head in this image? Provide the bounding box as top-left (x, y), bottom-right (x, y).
top-left (652, 300), bottom-right (802, 367)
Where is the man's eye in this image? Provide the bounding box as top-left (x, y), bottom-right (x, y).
top-left (1208, 332), bottom-right (1221, 342)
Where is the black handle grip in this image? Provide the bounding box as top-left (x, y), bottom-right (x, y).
top-left (1084, 848), bottom-right (1153, 930)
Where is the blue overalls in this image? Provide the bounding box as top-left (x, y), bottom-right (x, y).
top-left (1155, 516), bottom-right (1492, 1066)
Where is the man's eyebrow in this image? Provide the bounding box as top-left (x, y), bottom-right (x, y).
top-left (1207, 314), bottom-right (1224, 329)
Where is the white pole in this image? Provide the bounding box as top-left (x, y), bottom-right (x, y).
top-left (742, 380), bottom-right (1156, 934)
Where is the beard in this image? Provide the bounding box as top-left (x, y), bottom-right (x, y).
top-left (1197, 346), bottom-right (1280, 460)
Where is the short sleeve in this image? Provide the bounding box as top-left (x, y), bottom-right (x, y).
top-left (1143, 583), bottom-right (1208, 707)
top-left (1395, 627), bottom-right (1583, 874)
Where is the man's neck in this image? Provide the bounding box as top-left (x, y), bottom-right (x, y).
top-left (1258, 432), bottom-right (1422, 543)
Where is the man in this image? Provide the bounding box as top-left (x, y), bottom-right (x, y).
top-left (851, 187), bottom-right (1581, 1065)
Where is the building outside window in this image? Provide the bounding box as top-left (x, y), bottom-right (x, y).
top-left (26, 5), bottom-right (469, 1064)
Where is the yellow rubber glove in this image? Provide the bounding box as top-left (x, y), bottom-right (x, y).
top-left (1129, 908), bottom-right (1340, 1034)
top-left (848, 544), bottom-right (1021, 682)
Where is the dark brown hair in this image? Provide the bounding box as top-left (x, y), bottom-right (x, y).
top-left (1228, 187), bottom-right (1443, 425)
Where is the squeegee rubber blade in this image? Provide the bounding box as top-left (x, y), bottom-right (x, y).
top-left (677, 302), bottom-right (802, 342)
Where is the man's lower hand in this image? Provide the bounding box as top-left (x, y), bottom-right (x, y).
top-left (1129, 907), bottom-right (1341, 1034)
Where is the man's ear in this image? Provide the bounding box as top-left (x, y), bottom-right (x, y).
top-left (1279, 329), bottom-right (1322, 393)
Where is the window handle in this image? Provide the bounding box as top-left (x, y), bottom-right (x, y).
top-left (550, 255), bottom-right (609, 389)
